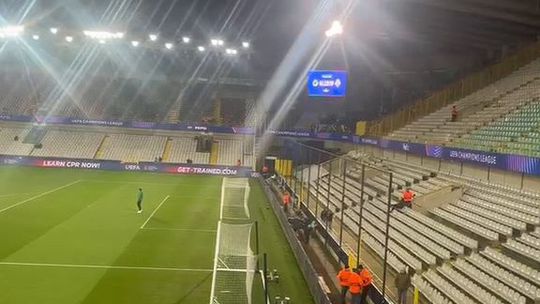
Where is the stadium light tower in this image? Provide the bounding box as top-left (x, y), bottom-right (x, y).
top-left (197, 46), bottom-right (205, 52)
top-left (242, 41), bottom-right (250, 48)
top-left (50, 27), bottom-right (58, 34)
top-left (325, 20), bottom-right (343, 37)
top-left (164, 42), bottom-right (173, 50)
top-left (182, 36), bottom-right (190, 44)
top-left (149, 34), bottom-right (158, 41)
top-left (131, 40), bottom-right (139, 47)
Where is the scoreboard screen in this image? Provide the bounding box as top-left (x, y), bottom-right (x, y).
top-left (307, 70), bottom-right (347, 97)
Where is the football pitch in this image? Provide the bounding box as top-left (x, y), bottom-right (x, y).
top-left (0, 167), bottom-right (313, 304)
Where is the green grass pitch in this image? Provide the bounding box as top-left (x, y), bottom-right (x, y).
top-left (0, 167), bottom-right (314, 304)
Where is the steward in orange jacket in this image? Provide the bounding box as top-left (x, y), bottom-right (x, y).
top-left (337, 266), bottom-right (352, 304)
top-left (359, 265), bottom-right (373, 303)
top-left (349, 269), bottom-right (363, 304)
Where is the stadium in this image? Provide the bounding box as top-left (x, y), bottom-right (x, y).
top-left (0, 1), bottom-right (539, 304)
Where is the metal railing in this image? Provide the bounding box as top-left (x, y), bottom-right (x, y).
top-left (274, 139), bottom-right (397, 303)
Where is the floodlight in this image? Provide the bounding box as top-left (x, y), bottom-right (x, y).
top-left (325, 20), bottom-right (343, 37)
top-left (242, 41), bottom-right (250, 48)
top-left (65, 36), bottom-right (73, 42)
top-left (182, 36), bottom-right (190, 43)
top-left (210, 39), bottom-right (218, 46)
top-left (50, 27), bottom-right (58, 34)
top-left (197, 46), bottom-right (205, 52)
top-left (225, 48), bottom-right (238, 55)
top-left (83, 30), bottom-right (124, 40)
top-left (165, 42), bottom-right (173, 50)
top-left (0, 25), bottom-right (24, 38)
top-left (149, 34), bottom-right (158, 41)
top-left (99, 39), bottom-right (106, 44)
top-left (32, 35), bottom-right (40, 40)
top-left (131, 40), bottom-right (139, 47)
top-left (217, 39), bottom-right (224, 46)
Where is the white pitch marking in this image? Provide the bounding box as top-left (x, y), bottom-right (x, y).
top-left (140, 195), bottom-right (170, 229)
top-left (0, 180), bottom-right (82, 214)
top-left (0, 261), bottom-right (212, 272)
top-left (142, 227), bottom-right (217, 233)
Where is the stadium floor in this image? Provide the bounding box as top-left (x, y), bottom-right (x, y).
top-left (0, 167), bottom-right (313, 304)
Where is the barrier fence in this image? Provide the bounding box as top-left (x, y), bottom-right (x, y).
top-left (274, 139), bottom-right (398, 304)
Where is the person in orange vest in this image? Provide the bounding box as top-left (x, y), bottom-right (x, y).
top-left (391, 188), bottom-right (415, 212)
top-left (349, 268), bottom-right (363, 304)
top-left (337, 265), bottom-right (352, 304)
top-left (358, 264), bottom-right (373, 304)
top-left (282, 191), bottom-right (291, 213)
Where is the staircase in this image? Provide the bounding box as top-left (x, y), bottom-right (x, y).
top-left (161, 137), bottom-right (173, 162)
top-left (210, 141), bottom-right (219, 165)
top-left (93, 135), bottom-right (109, 159)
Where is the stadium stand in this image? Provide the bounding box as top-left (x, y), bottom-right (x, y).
top-left (217, 139), bottom-right (243, 166)
top-left (97, 134), bottom-right (167, 162)
top-left (0, 127), bottom-right (34, 156)
top-left (454, 99), bottom-right (540, 156)
top-left (387, 59), bottom-right (540, 144)
top-left (31, 130), bottom-right (104, 159)
top-left (167, 136), bottom-right (210, 164)
top-left (305, 150), bottom-right (540, 304)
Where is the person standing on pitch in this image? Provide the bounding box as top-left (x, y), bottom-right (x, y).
top-left (136, 188), bottom-right (144, 214)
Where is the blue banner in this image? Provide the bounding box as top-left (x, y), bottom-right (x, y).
top-left (0, 115), bottom-right (255, 135)
top-left (307, 70), bottom-right (348, 97)
top-left (0, 155), bottom-right (254, 177)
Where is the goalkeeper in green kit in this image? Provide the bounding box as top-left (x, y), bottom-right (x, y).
top-left (136, 188), bottom-right (144, 214)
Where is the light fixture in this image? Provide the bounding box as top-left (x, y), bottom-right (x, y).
top-left (65, 36), bottom-right (73, 42)
top-left (149, 34), bottom-right (158, 41)
top-left (131, 40), bottom-right (139, 47)
top-left (197, 46), bottom-right (205, 52)
top-left (211, 38), bottom-right (224, 46)
top-left (242, 41), bottom-right (250, 48)
top-left (50, 27), bottom-right (58, 34)
top-left (32, 34), bottom-right (40, 40)
top-left (325, 20), bottom-right (343, 37)
top-left (225, 48), bottom-right (238, 55)
top-left (165, 42), bottom-right (173, 50)
top-left (98, 39), bottom-right (106, 44)
top-left (182, 36), bottom-right (190, 43)
top-left (83, 30), bottom-right (124, 40)
top-left (0, 25), bottom-right (24, 38)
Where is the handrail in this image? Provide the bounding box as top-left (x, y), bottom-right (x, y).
top-left (366, 41), bottom-right (540, 137)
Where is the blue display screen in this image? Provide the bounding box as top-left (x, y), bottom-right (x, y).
top-left (307, 70), bottom-right (347, 97)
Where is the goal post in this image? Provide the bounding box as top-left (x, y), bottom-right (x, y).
top-left (211, 177), bottom-right (261, 304)
top-left (220, 177), bottom-right (251, 221)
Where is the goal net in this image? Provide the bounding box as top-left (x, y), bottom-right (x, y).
top-left (211, 178), bottom-right (259, 304)
top-left (220, 177), bottom-right (250, 221)
top-left (210, 222), bottom-right (258, 304)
